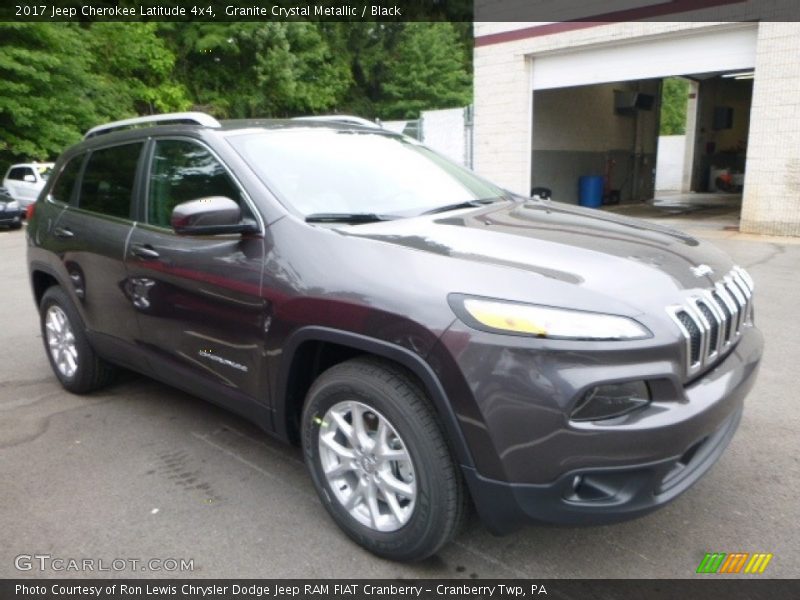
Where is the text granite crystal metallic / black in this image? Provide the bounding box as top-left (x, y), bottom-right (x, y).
top-left (26, 112), bottom-right (763, 561)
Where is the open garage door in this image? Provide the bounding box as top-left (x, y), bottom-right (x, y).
top-left (529, 24), bottom-right (757, 214)
top-left (531, 25), bottom-right (757, 91)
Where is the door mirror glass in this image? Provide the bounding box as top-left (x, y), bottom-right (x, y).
top-left (171, 196), bottom-right (257, 235)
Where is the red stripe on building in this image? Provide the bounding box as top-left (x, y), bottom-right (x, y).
top-left (474, 0), bottom-right (748, 47)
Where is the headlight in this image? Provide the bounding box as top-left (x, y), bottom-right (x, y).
top-left (451, 296), bottom-right (651, 340)
top-left (7, 200), bottom-right (19, 210)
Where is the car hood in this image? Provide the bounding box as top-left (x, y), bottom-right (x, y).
top-left (341, 200), bottom-right (734, 309)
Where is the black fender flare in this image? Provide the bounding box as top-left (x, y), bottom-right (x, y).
top-left (274, 326), bottom-right (475, 469)
top-left (28, 260), bottom-right (71, 304)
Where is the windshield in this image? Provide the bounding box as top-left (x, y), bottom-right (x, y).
top-left (37, 165), bottom-right (53, 180)
top-left (228, 129), bottom-right (507, 218)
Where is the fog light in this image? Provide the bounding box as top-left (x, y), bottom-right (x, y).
top-left (570, 381), bottom-right (650, 421)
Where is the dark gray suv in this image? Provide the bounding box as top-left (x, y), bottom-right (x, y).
top-left (26, 112), bottom-right (763, 561)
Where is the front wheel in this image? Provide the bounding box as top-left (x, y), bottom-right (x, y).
top-left (302, 357), bottom-right (466, 561)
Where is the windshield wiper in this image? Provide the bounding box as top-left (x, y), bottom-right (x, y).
top-left (420, 198), bottom-right (503, 216)
top-left (305, 212), bottom-right (396, 224)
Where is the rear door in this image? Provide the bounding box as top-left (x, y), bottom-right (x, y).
top-left (125, 137), bottom-right (267, 404)
top-left (4, 166), bottom-right (37, 204)
top-left (51, 141), bottom-right (146, 366)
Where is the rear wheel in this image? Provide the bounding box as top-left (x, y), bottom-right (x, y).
top-left (40, 286), bottom-right (115, 393)
top-left (302, 357), bottom-right (465, 561)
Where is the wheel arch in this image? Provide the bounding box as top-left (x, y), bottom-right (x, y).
top-left (29, 262), bottom-right (65, 308)
top-left (274, 326), bottom-right (475, 469)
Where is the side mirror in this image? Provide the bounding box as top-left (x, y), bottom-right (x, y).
top-left (23, 174), bottom-right (36, 183)
top-left (531, 186), bottom-right (552, 200)
top-left (170, 196), bottom-right (258, 236)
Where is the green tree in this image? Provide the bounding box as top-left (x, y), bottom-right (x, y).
top-left (660, 77), bottom-right (690, 135)
top-left (380, 22), bottom-right (472, 119)
top-left (318, 22), bottom-right (404, 118)
top-left (0, 22), bottom-right (476, 168)
top-left (86, 23), bottom-right (189, 116)
top-left (0, 23), bottom-right (100, 162)
top-left (0, 23), bottom-right (188, 167)
top-left (318, 22), bottom-right (473, 119)
top-left (162, 22), bottom-right (351, 118)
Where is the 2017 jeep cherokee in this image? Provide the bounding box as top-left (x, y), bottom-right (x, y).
top-left (27, 112), bottom-right (763, 561)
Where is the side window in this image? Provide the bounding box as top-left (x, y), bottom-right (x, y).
top-left (50, 156), bottom-right (84, 205)
top-left (79, 143), bottom-right (143, 219)
top-left (8, 167), bottom-right (30, 181)
top-left (147, 139), bottom-right (247, 228)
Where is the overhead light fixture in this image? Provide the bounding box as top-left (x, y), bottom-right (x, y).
top-left (722, 71), bottom-right (754, 79)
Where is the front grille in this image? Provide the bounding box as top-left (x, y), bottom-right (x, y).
top-left (668, 266), bottom-right (754, 377)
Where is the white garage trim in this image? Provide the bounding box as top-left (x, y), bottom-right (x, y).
top-left (531, 24), bottom-right (758, 90)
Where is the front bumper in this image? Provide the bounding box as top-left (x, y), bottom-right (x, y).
top-left (439, 323), bottom-right (762, 534)
top-left (0, 210), bottom-right (22, 226)
top-left (464, 404), bottom-right (742, 534)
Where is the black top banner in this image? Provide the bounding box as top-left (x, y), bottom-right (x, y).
top-left (2, 0), bottom-right (799, 22)
top-left (5, 1), bottom-right (468, 22)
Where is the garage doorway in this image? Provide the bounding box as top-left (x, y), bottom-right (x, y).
top-left (651, 72), bottom-right (753, 218)
top-left (528, 25), bottom-right (757, 223)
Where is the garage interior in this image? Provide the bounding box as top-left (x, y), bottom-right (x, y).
top-left (528, 26), bottom-right (757, 226)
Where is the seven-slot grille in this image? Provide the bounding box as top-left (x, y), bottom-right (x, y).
top-left (668, 266), bottom-right (754, 377)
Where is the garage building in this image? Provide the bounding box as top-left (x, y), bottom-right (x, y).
top-left (473, 11), bottom-right (800, 236)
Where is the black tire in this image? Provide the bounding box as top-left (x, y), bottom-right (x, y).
top-left (39, 286), bottom-right (116, 393)
top-left (11, 221), bottom-right (22, 230)
top-left (302, 357), bottom-right (466, 561)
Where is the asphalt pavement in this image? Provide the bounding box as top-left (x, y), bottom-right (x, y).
top-left (1, 216), bottom-right (798, 579)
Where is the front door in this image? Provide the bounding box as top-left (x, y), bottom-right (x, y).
top-left (125, 138), bottom-right (268, 406)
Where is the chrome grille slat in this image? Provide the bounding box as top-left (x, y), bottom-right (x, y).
top-left (731, 271), bottom-right (753, 327)
top-left (696, 296), bottom-right (723, 358)
top-left (668, 266), bottom-right (754, 378)
top-left (712, 285), bottom-right (737, 345)
top-left (724, 276), bottom-right (746, 333)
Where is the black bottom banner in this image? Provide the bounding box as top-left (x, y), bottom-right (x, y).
top-left (2, 579), bottom-right (798, 600)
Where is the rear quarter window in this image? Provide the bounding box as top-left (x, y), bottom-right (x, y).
top-left (78, 143), bottom-right (143, 219)
top-left (49, 156), bottom-right (84, 205)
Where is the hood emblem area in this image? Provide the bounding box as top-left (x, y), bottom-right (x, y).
top-left (691, 264), bottom-right (714, 277)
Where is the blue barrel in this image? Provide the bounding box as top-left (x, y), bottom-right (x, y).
top-left (578, 175), bottom-right (605, 208)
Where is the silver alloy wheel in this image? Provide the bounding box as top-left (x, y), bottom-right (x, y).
top-left (318, 400), bottom-right (416, 532)
top-left (45, 305), bottom-right (78, 378)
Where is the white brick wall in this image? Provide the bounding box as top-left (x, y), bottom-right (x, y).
top-left (473, 49), bottom-right (531, 193)
top-left (420, 107), bottom-right (469, 166)
top-left (740, 21), bottom-right (800, 235)
top-left (474, 11), bottom-right (800, 235)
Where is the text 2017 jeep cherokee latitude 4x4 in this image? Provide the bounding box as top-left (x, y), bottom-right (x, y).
top-left (27, 113), bottom-right (762, 561)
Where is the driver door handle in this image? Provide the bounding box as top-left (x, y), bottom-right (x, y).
top-left (131, 243), bottom-right (160, 260)
top-left (54, 227), bottom-right (74, 239)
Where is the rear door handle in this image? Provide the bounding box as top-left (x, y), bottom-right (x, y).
top-left (54, 227), bottom-right (74, 239)
top-left (131, 244), bottom-right (160, 260)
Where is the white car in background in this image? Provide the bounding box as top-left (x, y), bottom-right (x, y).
top-left (2, 162), bottom-right (54, 210)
